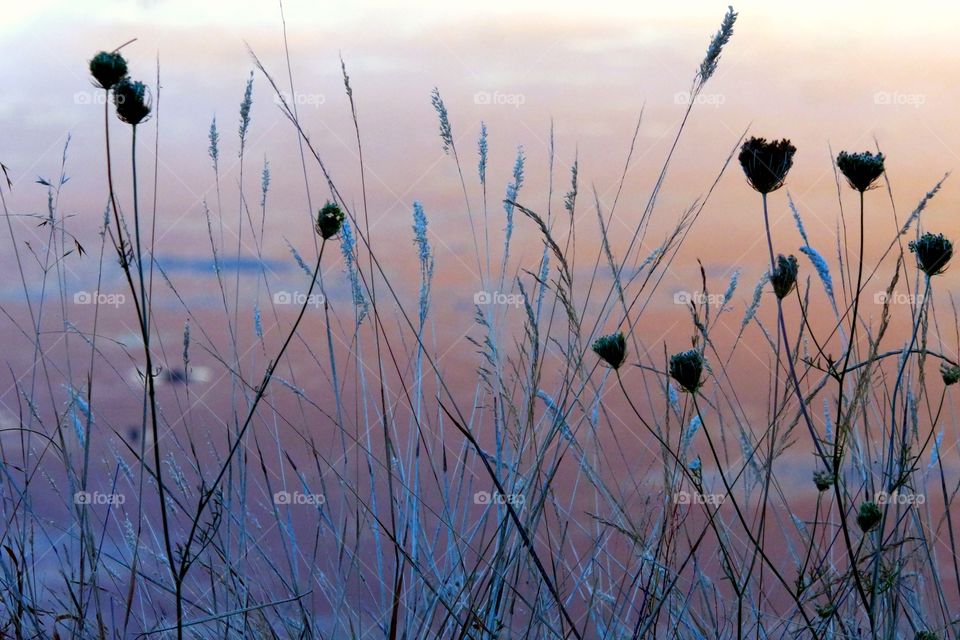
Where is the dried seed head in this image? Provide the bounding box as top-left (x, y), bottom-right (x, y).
top-left (113, 78), bottom-right (151, 125)
top-left (909, 232), bottom-right (953, 277)
top-left (770, 254), bottom-right (798, 300)
top-left (591, 332), bottom-right (627, 370)
top-left (738, 137), bottom-right (796, 194)
top-left (669, 349), bottom-right (704, 394)
top-left (941, 363), bottom-right (960, 386)
top-left (316, 202), bottom-right (345, 239)
top-left (836, 150), bottom-right (885, 192)
top-left (856, 501), bottom-right (881, 532)
top-left (813, 470), bottom-right (834, 492)
top-left (89, 51), bottom-right (128, 90)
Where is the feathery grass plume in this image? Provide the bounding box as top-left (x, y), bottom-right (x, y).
top-left (940, 362), bottom-right (960, 385)
top-left (929, 429), bottom-right (944, 468)
top-left (412, 201), bottom-right (433, 323)
top-left (670, 349), bottom-right (704, 393)
top-left (564, 158), bottom-right (578, 215)
top-left (340, 219), bottom-right (368, 320)
top-left (430, 87), bottom-right (453, 154)
top-left (697, 6), bottom-right (738, 84)
top-left (788, 193), bottom-right (809, 246)
top-left (316, 201), bottom-right (345, 239)
top-left (813, 470), bottom-right (834, 491)
top-left (668, 383), bottom-right (680, 412)
top-left (856, 501), bottom-right (882, 532)
top-left (836, 150), bottom-right (885, 192)
top-left (738, 137), bottom-right (796, 194)
top-left (182, 321), bottom-right (190, 365)
top-left (238, 71), bottom-right (254, 155)
top-left (769, 254), bottom-right (798, 299)
top-left (285, 239), bottom-right (313, 277)
top-left (503, 146), bottom-right (525, 248)
top-left (89, 51), bottom-right (128, 90)
top-left (909, 232), bottom-right (953, 276)
top-left (477, 122), bottom-right (488, 184)
top-left (591, 332), bottom-right (627, 370)
top-left (254, 304), bottom-right (263, 339)
top-left (682, 415), bottom-right (702, 452)
top-left (740, 271), bottom-right (769, 332)
top-left (260, 157), bottom-right (270, 208)
top-left (721, 269), bottom-right (740, 308)
top-left (208, 117), bottom-right (220, 171)
top-left (799, 246), bottom-right (836, 307)
top-left (113, 77), bottom-right (151, 125)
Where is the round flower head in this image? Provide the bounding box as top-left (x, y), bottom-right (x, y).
top-left (669, 349), bottom-right (704, 394)
top-left (89, 51), bottom-right (128, 90)
top-left (591, 332), bottom-right (627, 370)
top-left (909, 232), bottom-right (953, 277)
top-left (836, 150), bottom-right (885, 192)
top-left (813, 470), bottom-right (834, 492)
top-left (941, 362), bottom-right (960, 386)
top-left (856, 501), bottom-right (881, 532)
top-left (770, 254), bottom-right (798, 300)
top-left (738, 137), bottom-right (796, 194)
top-left (113, 78), bottom-right (151, 125)
top-left (316, 202), bottom-right (345, 239)
top-left (915, 632), bottom-right (939, 640)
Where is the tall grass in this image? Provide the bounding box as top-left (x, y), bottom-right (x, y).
top-left (1, 5), bottom-right (959, 639)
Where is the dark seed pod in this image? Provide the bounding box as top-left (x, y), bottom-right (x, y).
top-left (941, 363), bottom-right (960, 386)
top-left (669, 349), bottom-right (704, 394)
top-left (591, 332), bottom-right (627, 370)
top-left (856, 501), bottom-right (881, 532)
top-left (813, 470), bottom-right (834, 492)
top-left (738, 137), bottom-right (796, 194)
top-left (89, 51), bottom-right (128, 90)
top-left (315, 202), bottom-right (345, 239)
top-left (909, 232), bottom-right (953, 277)
top-left (113, 78), bottom-right (152, 125)
top-left (770, 254), bottom-right (798, 300)
top-left (836, 150), bottom-right (885, 193)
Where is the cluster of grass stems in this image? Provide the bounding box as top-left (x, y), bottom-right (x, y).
top-left (2, 6), bottom-right (960, 639)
